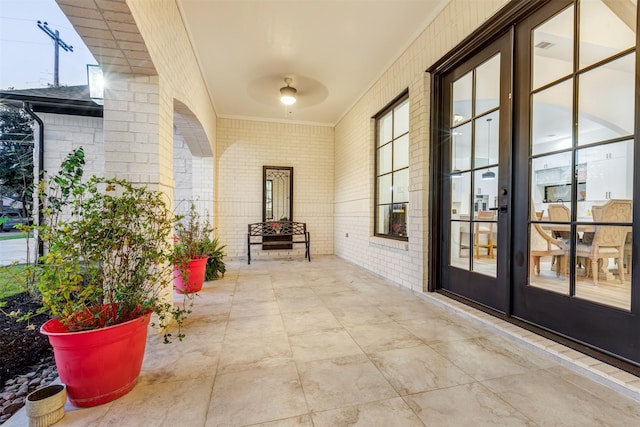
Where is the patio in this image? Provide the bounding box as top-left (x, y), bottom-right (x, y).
top-left (6, 256), bottom-right (640, 426)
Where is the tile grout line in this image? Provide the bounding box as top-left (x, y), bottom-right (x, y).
top-left (414, 291), bottom-right (640, 403)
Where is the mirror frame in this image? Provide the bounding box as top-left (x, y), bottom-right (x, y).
top-left (263, 166), bottom-right (293, 222)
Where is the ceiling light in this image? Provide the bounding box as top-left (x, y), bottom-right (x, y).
top-left (535, 41), bottom-right (554, 49)
top-left (482, 170), bottom-right (496, 180)
top-left (280, 77), bottom-right (297, 105)
top-left (483, 117), bottom-right (495, 180)
top-left (451, 135), bottom-right (461, 178)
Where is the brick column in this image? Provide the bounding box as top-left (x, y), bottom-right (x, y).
top-left (102, 72), bottom-right (176, 314)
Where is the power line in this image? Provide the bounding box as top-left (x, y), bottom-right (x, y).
top-left (0, 38), bottom-right (50, 46)
top-left (0, 15), bottom-right (77, 33)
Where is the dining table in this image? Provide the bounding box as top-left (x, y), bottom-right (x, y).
top-left (540, 220), bottom-right (631, 281)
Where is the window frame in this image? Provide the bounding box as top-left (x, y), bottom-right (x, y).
top-left (374, 90), bottom-right (410, 241)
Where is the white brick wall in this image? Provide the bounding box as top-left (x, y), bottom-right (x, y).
top-left (38, 113), bottom-right (104, 179)
top-left (334, 0), bottom-right (507, 292)
top-left (32, 113), bottom-right (103, 227)
top-left (216, 118), bottom-right (334, 261)
top-left (103, 74), bottom-right (161, 187)
top-left (190, 156), bottom-right (214, 226)
top-left (173, 132), bottom-right (193, 214)
top-left (173, 131), bottom-right (215, 226)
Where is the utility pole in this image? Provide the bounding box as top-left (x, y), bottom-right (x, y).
top-left (37, 21), bottom-right (73, 87)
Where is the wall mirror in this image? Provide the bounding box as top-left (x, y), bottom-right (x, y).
top-left (263, 166), bottom-right (293, 222)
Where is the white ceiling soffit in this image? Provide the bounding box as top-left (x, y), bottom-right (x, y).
top-left (177, 0), bottom-right (449, 126)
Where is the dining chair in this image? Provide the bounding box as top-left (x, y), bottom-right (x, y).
top-left (474, 210), bottom-right (495, 259)
top-left (548, 203), bottom-right (571, 240)
top-left (530, 205), bottom-right (568, 276)
top-left (547, 203), bottom-right (571, 271)
top-left (575, 199), bottom-right (632, 285)
top-left (624, 232), bottom-right (632, 276)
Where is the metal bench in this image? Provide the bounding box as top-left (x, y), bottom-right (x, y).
top-left (247, 221), bottom-right (310, 264)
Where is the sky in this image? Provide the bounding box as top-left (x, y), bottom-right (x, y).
top-left (0, 0), bottom-right (97, 90)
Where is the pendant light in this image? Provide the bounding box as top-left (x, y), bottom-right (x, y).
top-left (482, 117), bottom-right (495, 180)
top-left (451, 131), bottom-right (461, 178)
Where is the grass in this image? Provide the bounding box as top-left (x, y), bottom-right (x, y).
top-left (0, 264), bottom-right (27, 300)
top-left (0, 234), bottom-right (25, 241)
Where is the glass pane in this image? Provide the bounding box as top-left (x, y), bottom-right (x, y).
top-left (575, 225), bottom-right (631, 311)
top-left (378, 143), bottom-right (392, 174)
top-left (532, 79), bottom-right (573, 155)
top-left (578, 53), bottom-right (635, 145)
top-left (475, 53), bottom-right (500, 115)
top-left (379, 112), bottom-right (392, 146)
top-left (451, 171), bottom-right (471, 218)
top-left (394, 169), bottom-right (409, 203)
top-left (474, 111), bottom-right (499, 168)
top-left (472, 217), bottom-right (497, 277)
top-left (529, 223), bottom-right (569, 294)
top-left (452, 122), bottom-right (472, 171)
top-left (451, 220), bottom-right (471, 270)
top-left (265, 180), bottom-right (273, 219)
top-left (452, 71), bottom-right (472, 125)
top-left (394, 99), bottom-right (409, 137)
top-left (377, 205), bottom-right (390, 234)
top-left (578, 140), bottom-right (634, 207)
top-left (378, 174), bottom-right (392, 204)
top-left (531, 152), bottom-right (573, 210)
top-left (390, 203), bottom-right (407, 237)
top-left (474, 167), bottom-right (499, 216)
top-left (473, 165), bottom-right (498, 278)
top-left (394, 134), bottom-right (409, 169)
top-left (265, 167), bottom-right (291, 222)
top-left (580, 0), bottom-right (636, 69)
top-left (532, 5), bottom-right (574, 90)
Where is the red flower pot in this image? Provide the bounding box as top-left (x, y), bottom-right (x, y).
top-left (173, 256), bottom-right (208, 293)
top-left (41, 313), bottom-right (150, 407)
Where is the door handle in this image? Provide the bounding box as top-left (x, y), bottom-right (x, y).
top-left (489, 206), bottom-right (508, 212)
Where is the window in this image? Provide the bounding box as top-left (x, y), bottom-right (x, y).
top-left (375, 94), bottom-right (409, 239)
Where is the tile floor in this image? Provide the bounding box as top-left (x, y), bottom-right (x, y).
top-left (6, 256), bottom-right (640, 426)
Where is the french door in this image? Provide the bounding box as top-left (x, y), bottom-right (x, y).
top-left (512, 0), bottom-right (639, 364)
top-left (438, 32), bottom-right (512, 313)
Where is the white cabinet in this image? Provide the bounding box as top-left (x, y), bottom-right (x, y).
top-left (585, 144), bottom-right (633, 201)
top-left (533, 152), bottom-right (573, 186)
top-left (535, 166), bottom-right (572, 185)
top-left (533, 152), bottom-right (572, 170)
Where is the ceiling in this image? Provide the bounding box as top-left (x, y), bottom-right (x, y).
top-left (176, 0), bottom-right (449, 126)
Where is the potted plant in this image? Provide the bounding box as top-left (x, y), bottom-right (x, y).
top-left (205, 235), bottom-right (226, 281)
top-left (173, 203), bottom-right (225, 293)
top-left (25, 384), bottom-right (67, 426)
top-left (31, 148), bottom-right (193, 407)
